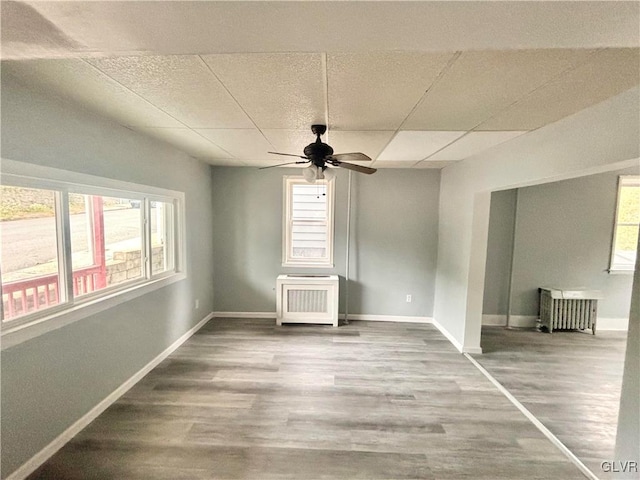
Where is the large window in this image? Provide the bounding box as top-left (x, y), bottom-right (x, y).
top-left (1, 172), bottom-right (184, 334)
top-left (283, 176), bottom-right (334, 267)
top-left (610, 175), bottom-right (640, 272)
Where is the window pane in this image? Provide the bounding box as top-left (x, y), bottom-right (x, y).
top-left (292, 223), bottom-right (327, 258)
top-left (151, 201), bottom-right (174, 275)
top-left (69, 194), bottom-right (143, 297)
top-left (290, 183), bottom-right (329, 260)
top-left (1, 186), bottom-right (63, 321)
top-left (613, 225), bottom-right (638, 268)
top-left (292, 184), bottom-right (327, 220)
top-left (617, 185), bottom-right (640, 224)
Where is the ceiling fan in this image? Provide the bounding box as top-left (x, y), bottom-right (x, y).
top-left (260, 125), bottom-right (377, 181)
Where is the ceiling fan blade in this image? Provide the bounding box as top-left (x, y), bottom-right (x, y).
top-left (329, 152), bottom-right (372, 162)
top-left (332, 161), bottom-right (377, 175)
top-left (268, 151), bottom-right (308, 159)
top-left (259, 160), bottom-right (309, 169)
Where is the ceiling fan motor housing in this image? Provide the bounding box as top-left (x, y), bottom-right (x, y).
top-left (305, 124), bottom-right (333, 166)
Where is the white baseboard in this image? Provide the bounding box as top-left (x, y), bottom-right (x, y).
top-left (598, 317), bottom-right (629, 331)
top-left (6, 312), bottom-right (214, 480)
top-left (213, 311), bottom-right (276, 319)
top-left (431, 318), bottom-right (483, 354)
top-left (507, 315), bottom-right (538, 328)
top-left (482, 315), bottom-right (629, 331)
top-left (482, 314), bottom-right (507, 326)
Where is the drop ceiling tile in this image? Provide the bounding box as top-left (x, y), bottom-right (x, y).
top-left (2, 59), bottom-right (182, 128)
top-left (377, 131), bottom-right (466, 161)
top-left (241, 159), bottom-right (307, 168)
top-left (195, 129), bottom-right (274, 160)
top-left (326, 131), bottom-right (395, 161)
top-left (480, 48), bottom-right (640, 130)
top-left (404, 49), bottom-right (599, 131)
top-left (427, 131), bottom-right (526, 161)
top-left (261, 129), bottom-right (315, 158)
top-left (87, 55), bottom-right (254, 128)
top-left (201, 53), bottom-right (325, 130)
top-left (327, 52), bottom-right (453, 130)
top-left (131, 127), bottom-right (233, 161)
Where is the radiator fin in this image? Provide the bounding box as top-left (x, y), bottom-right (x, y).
top-left (539, 289), bottom-right (597, 334)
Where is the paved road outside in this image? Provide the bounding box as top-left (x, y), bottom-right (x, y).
top-left (1, 208), bottom-right (143, 273)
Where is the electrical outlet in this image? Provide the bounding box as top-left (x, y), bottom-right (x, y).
top-left (195, 299), bottom-right (200, 310)
top-left (406, 295), bottom-right (412, 303)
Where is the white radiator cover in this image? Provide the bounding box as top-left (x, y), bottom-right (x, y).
top-left (276, 275), bottom-right (339, 326)
top-left (539, 287), bottom-right (602, 334)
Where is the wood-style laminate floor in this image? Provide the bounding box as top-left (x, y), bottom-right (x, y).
top-left (29, 320), bottom-right (587, 480)
top-left (475, 326), bottom-right (628, 480)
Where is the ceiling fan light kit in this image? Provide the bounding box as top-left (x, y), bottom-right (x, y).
top-left (261, 125), bottom-right (377, 178)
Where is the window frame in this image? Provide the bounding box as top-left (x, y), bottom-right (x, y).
top-left (1, 159), bottom-right (186, 348)
top-left (609, 175), bottom-right (640, 273)
top-left (282, 175), bottom-right (335, 268)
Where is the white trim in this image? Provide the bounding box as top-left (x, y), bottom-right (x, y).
top-left (213, 312), bottom-right (276, 319)
top-left (282, 175), bottom-right (335, 268)
top-left (483, 316), bottom-right (629, 331)
top-left (482, 314), bottom-right (508, 326)
top-left (1, 160), bottom-right (188, 347)
top-left (464, 353), bottom-right (599, 480)
top-left (507, 315), bottom-right (538, 328)
top-left (598, 317), bottom-right (630, 331)
top-left (5, 312), bottom-right (214, 480)
top-left (431, 318), bottom-right (463, 352)
top-left (610, 175), bottom-right (640, 272)
top-left (431, 318), bottom-right (483, 354)
top-left (2, 274), bottom-right (186, 350)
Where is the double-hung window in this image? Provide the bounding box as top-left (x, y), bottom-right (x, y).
top-left (610, 175), bottom-right (640, 272)
top-left (1, 163), bottom-right (185, 338)
top-left (283, 176), bottom-right (334, 267)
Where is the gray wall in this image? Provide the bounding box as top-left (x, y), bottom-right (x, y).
top-left (482, 189), bottom-right (517, 315)
top-left (211, 166), bottom-right (440, 317)
top-left (1, 73), bottom-right (215, 477)
top-left (510, 168), bottom-right (637, 318)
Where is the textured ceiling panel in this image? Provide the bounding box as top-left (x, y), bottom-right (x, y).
top-left (87, 55), bottom-right (254, 129)
top-left (131, 127), bottom-right (234, 161)
top-left (261, 129), bottom-right (317, 158)
top-left (4, 2), bottom-right (637, 60)
top-left (2, 59), bottom-right (182, 128)
top-left (195, 129), bottom-right (274, 159)
top-left (327, 131), bottom-right (395, 161)
top-left (377, 131), bottom-right (466, 161)
top-left (202, 54), bottom-right (325, 130)
top-left (427, 131), bottom-right (527, 161)
top-left (403, 49), bottom-right (598, 131)
top-left (327, 52), bottom-right (453, 130)
top-left (241, 159), bottom-right (307, 168)
top-left (480, 48), bottom-right (640, 131)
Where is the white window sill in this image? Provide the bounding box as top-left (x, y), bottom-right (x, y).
top-left (1, 273), bottom-right (186, 350)
top-left (608, 268), bottom-right (635, 275)
top-left (282, 263), bottom-right (334, 269)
